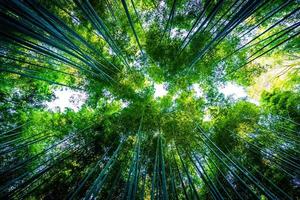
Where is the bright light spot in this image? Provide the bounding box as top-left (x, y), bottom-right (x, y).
top-left (46, 88), bottom-right (87, 112)
top-left (102, 89), bottom-right (115, 103)
top-left (203, 108), bottom-right (211, 122)
top-left (131, 59), bottom-right (142, 69)
top-left (248, 63), bottom-right (297, 101)
top-left (219, 82), bottom-right (247, 99)
top-left (172, 91), bottom-right (180, 102)
top-left (170, 28), bottom-right (188, 39)
top-left (248, 98), bottom-right (260, 105)
top-left (103, 89), bottom-right (112, 97)
top-left (70, 12), bottom-right (80, 26)
top-left (159, 1), bottom-right (166, 9)
top-left (191, 84), bottom-right (203, 98)
top-left (108, 47), bottom-right (115, 56)
top-left (121, 100), bottom-right (129, 109)
top-left (203, 114), bottom-right (211, 122)
top-left (219, 82), bottom-right (259, 105)
top-left (154, 84), bottom-right (168, 98)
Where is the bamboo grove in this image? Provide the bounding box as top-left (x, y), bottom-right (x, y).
top-left (0, 0), bottom-right (299, 199)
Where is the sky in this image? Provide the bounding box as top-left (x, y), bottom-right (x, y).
top-left (219, 82), bottom-right (247, 99)
top-left (192, 83), bottom-right (204, 98)
top-left (219, 82), bottom-right (259, 105)
top-left (154, 84), bottom-right (168, 98)
top-left (47, 82), bottom-right (258, 112)
top-left (46, 88), bottom-right (87, 112)
top-left (153, 82), bottom-right (253, 100)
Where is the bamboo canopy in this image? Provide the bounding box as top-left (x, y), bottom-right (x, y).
top-left (0, 0), bottom-right (299, 199)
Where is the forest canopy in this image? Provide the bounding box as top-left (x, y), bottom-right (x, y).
top-left (0, 0), bottom-right (299, 199)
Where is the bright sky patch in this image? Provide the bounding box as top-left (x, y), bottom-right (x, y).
top-left (191, 83), bottom-right (204, 98)
top-left (154, 83), bottom-right (168, 98)
top-left (46, 88), bottom-right (87, 112)
top-left (219, 82), bottom-right (259, 105)
top-left (219, 82), bottom-right (247, 99)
